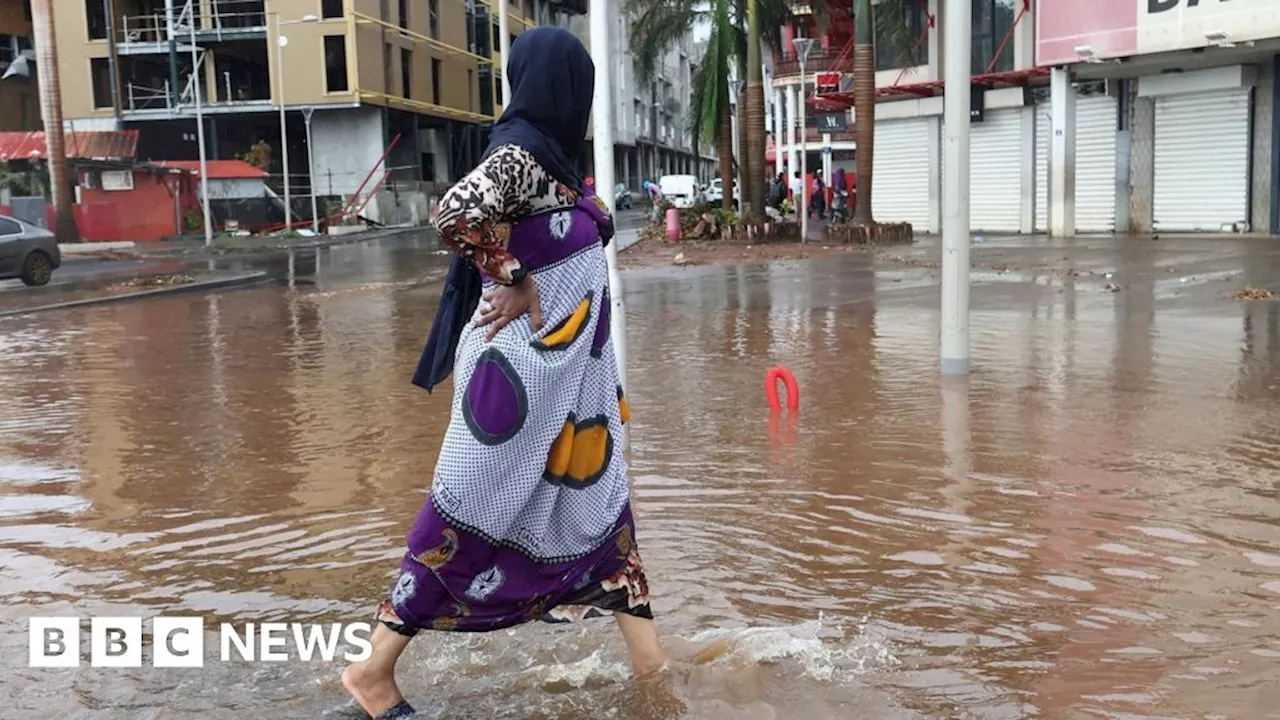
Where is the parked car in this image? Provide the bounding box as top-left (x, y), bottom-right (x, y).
top-left (658, 174), bottom-right (703, 209)
top-left (702, 178), bottom-right (740, 208)
top-left (614, 183), bottom-right (633, 210)
top-left (0, 215), bottom-right (61, 287)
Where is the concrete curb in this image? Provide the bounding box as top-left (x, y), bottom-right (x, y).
top-left (4, 263), bottom-right (177, 296)
top-left (129, 226), bottom-right (424, 259)
top-left (61, 241), bottom-right (138, 254)
top-left (0, 271), bottom-right (271, 318)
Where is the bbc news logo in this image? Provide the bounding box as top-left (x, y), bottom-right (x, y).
top-left (29, 617), bottom-right (373, 668)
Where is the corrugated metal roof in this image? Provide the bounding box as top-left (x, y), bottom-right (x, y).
top-left (0, 130), bottom-right (140, 161)
top-left (152, 160), bottom-right (269, 179)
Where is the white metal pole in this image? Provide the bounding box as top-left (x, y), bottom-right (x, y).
top-left (498, 0), bottom-right (512, 103)
top-left (588, 0), bottom-right (628, 411)
top-left (731, 109), bottom-right (740, 206)
top-left (190, 14), bottom-right (212, 246)
top-left (798, 68), bottom-right (808, 243)
top-left (941, 0), bottom-right (971, 375)
top-left (276, 17), bottom-right (292, 231)
top-left (304, 108), bottom-right (319, 233)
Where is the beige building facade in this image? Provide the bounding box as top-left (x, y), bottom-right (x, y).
top-left (0, 0), bottom-right (40, 131)
top-left (47, 0), bottom-right (580, 221)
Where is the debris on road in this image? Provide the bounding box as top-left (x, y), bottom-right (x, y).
top-left (1233, 287), bottom-right (1275, 301)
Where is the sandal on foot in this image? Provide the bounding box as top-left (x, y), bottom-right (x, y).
top-left (375, 701), bottom-right (417, 719)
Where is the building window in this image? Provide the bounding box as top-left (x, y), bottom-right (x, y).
top-left (429, 0), bottom-right (439, 39)
top-left (324, 36), bottom-right (349, 92)
top-left (431, 58), bottom-right (441, 105)
top-left (972, 0), bottom-right (1015, 74)
top-left (91, 57), bottom-right (113, 108)
top-left (874, 1), bottom-right (929, 70)
top-left (398, 0), bottom-right (409, 30)
top-left (322, 0), bottom-right (343, 20)
top-left (492, 22), bottom-right (500, 52)
top-left (400, 48), bottom-right (412, 99)
top-left (524, 0), bottom-right (535, 20)
top-left (478, 69), bottom-right (494, 115)
top-left (85, 0), bottom-right (108, 40)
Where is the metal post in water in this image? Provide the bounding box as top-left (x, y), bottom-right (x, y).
top-left (941, 0), bottom-right (971, 375)
top-left (588, 0), bottom-right (629, 433)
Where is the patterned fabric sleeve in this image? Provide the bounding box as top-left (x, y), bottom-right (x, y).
top-left (432, 144), bottom-right (566, 285)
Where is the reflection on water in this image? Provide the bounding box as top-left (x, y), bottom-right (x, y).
top-left (2, 233), bottom-right (1280, 718)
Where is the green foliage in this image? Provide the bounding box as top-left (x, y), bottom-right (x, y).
top-left (239, 140), bottom-right (273, 172)
top-left (184, 208), bottom-right (204, 233)
top-left (629, 0), bottom-right (795, 151)
top-left (867, 0), bottom-right (922, 70)
top-left (0, 161), bottom-right (48, 198)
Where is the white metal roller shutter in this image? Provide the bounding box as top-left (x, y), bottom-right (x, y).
top-left (1035, 96), bottom-right (1117, 233)
top-left (1153, 89), bottom-right (1251, 232)
top-left (968, 108), bottom-right (1022, 232)
top-left (1035, 104), bottom-right (1050, 232)
top-left (1076, 96), bottom-right (1117, 232)
top-left (872, 118), bottom-right (931, 227)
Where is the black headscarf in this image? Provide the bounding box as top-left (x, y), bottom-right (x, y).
top-left (413, 28), bottom-right (596, 394)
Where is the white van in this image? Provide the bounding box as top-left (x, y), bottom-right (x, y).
top-left (658, 174), bottom-right (702, 209)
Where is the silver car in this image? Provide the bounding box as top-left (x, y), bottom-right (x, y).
top-left (0, 215), bottom-right (61, 287)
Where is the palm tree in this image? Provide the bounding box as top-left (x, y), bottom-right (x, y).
top-left (630, 0), bottom-right (791, 215)
top-left (30, 0), bottom-right (79, 242)
top-left (743, 0), bottom-right (765, 219)
top-left (849, 0), bottom-right (914, 226)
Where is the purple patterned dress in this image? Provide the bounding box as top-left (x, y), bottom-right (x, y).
top-left (375, 145), bottom-right (651, 634)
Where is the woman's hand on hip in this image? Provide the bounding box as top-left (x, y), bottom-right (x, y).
top-left (478, 275), bottom-right (543, 341)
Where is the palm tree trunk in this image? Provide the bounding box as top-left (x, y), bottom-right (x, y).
top-left (744, 0), bottom-right (766, 221)
top-left (718, 100), bottom-right (734, 212)
top-left (853, 0), bottom-right (875, 225)
top-left (31, 0), bottom-right (79, 242)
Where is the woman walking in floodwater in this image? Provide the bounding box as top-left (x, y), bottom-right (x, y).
top-left (342, 27), bottom-right (666, 719)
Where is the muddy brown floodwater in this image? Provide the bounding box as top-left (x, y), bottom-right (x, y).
top-left (1, 234), bottom-right (1279, 719)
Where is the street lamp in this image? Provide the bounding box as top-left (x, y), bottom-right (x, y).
top-left (792, 36), bottom-right (813, 243)
top-left (189, 13), bottom-right (212, 246)
top-left (276, 13), bottom-right (318, 232)
top-left (728, 78), bottom-right (742, 210)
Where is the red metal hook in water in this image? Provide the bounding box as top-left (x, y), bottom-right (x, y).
top-left (765, 366), bottom-right (800, 412)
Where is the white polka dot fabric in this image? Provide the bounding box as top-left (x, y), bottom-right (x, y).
top-left (431, 244), bottom-right (629, 563)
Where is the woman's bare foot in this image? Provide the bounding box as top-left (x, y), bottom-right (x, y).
top-left (342, 622), bottom-right (414, 717)
top-left (614, 612), bottom-right (668, 676)
top-left (342, 661), bottom-right (405, 717)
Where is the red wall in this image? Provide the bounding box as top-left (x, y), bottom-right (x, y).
top-left (75, 172), bottom-right (195, 242)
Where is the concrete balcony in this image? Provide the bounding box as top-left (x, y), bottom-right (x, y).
top-left (774, 47), bottom-right (849, 79)
top-left (802, 126), bottom-right (855, 144)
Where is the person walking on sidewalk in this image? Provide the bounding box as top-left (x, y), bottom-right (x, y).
top-left (342, 27), bottom-right (666, 720)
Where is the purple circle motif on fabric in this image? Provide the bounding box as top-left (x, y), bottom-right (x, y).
top-left (462, 348), bottom-right (528, 445)
top-left (591, 288), bottom-right (611, 358)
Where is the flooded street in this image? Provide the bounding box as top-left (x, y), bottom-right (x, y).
top-left (2, 232), bottom-right (1279, 719)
